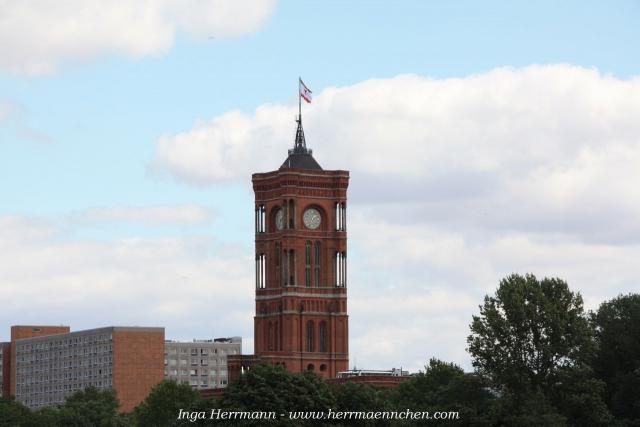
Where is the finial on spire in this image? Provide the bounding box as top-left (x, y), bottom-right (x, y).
top-left (293, 116), bottom-right (307, 153)
top-left (293, 78), bottom-right (313, 154)
top-left (279, 79), bottom-right (322, 170)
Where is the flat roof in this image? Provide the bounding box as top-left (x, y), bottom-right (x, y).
top-left (14, 326), bottom-right (164, 344)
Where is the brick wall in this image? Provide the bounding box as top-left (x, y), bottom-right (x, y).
top-left (112, 328), bottom-right (164, 412)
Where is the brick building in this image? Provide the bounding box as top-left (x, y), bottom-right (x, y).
top-left (164, 337), bottom-right (241, 389)
top-left (2, 325), bottom-right (164, 412)
top-left (230, 116), bottom-right (349, 379)
top-left (0, 342), bottom-right (5, 396)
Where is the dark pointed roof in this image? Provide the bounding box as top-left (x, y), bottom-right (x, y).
top-left (280, 118), bottom-right (322, 170)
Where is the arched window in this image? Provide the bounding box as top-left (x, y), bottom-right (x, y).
top-left (319, 321), bottom-right (327, 352)
top-left (314, 241), bottom-right (321, 287)
top-left (306, 320), bottom-right (314, 352)
top-left (305, 241), bottom-right (311, 287)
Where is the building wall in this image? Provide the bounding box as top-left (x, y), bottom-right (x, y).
top-left (0, 343), bottom-right (6, 396)
top-left (7, 325), bottom-right (70, 396)
top-left (252, 168), bottom-right (350, 378)
top-left (14, 328), bottom-right (113, 409)
top-left (8, 326), bottom-right (164, 413)
top-left (164, 338), bottom-right (241, 389)
top-left (112, 328), bottom-right (165, 413)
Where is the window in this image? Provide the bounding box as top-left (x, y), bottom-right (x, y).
top-left (314, 241), bottom-right (321, 287)
top-left (305, 241), bottom-right (311, 287)
top-left (335, 202), bottom-right (346, 231)
top-left (288, 249), bottom-right (296, 286)
top-left (319, 321), bottom-right (327, 352)
top-left (275, 242), bottom-right (281, 286)
top-left (255, 204), bottom-right (265, 233)
top-left (256, 254), bottom-right (266, 289)
top-left (288, 199), bottom-right (295, 229)
top-left (306, 320), bottom-right (314, 352)
top-left (335, 252), bottom-right (346, 287)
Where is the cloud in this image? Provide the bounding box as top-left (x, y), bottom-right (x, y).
top-left (0, 214), bottom-right (254, 347)
top-left (347, 210), bottom-right (640, 370)
top-left (75, 204), bottom-right (214, 225)
top-left (150, 65), bottom-right (640, 370)
top-left (153, 65), bottom-right (640, 245)
top-left (0, 0), bottom-right (277, 75)
top-left (4, 65), bottom-right (640, 372)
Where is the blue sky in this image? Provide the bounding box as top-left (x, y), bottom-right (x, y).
top-left (1, 1), bottom-right (640, 371)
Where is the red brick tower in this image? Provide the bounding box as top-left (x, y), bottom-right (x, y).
top-left (252, 118), bottom-right (349, 378)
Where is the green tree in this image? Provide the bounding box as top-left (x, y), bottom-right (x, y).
top-left (331, 382), bottom-right (389, 426)
top-left (221, 364), bottom-right (335, 426)
top-left (133, 379), bottom-right (204, 427)
top-left (0, 396), bottom-right (34, 427)
top-left (592, 293), bottom-right (640, 425)
top-left (55, 386), bottom-right (120, 427)
top-left (467, 274), bottom-right (610, 425)
top-left (390, 358), bottom-right (497, 426)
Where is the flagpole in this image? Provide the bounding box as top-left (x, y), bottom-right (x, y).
top-left (298, 77), bottom-right (302, 122)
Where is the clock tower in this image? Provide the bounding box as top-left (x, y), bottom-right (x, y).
top-left (251, 118), bottom-right (349, 378)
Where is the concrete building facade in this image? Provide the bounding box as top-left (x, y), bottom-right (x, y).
top-left (164, 337), bottom-right (241, 389)
top-left (4, 325), bottom-right (164, 412)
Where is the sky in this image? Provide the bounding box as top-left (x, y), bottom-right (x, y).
top-left (1, 0), bottom-right (640, 372)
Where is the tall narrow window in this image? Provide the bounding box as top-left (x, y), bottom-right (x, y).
top-left (288, 199), bottom-right (295, 229)
top-left (335, 202), bottom-right (346, 231)
top-left (305, 241), bottom-right (311, 287)
top-left (335, 252), bottom-right (346, 287)
top-left (275, 243), bottom-right (281, 286)
top-left (314, 241), bottom-right (321, 287)
top-left (306, 320), bottom-right (314, 352)
top-left (255, 205), bottom-right (266, 233)
top-left (281, 249), bottom-right (287, 287)
top-left (319, 321), bottom-right (327, 352)
top-left (289, 249), bottom-right (296, 286)
top-left (256, 254), bottom-right (266, 289)
top-left (268, 322), bottom-right (273, 351)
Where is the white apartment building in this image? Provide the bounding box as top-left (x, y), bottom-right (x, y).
top-left (164, 337), bottom-right (241, 389)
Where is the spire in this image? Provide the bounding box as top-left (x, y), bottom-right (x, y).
top-left (280, 116), bottom-right (322, 170)
top-left (279, 78), bottom-right (322, 170)
top-left (293, 116), bottom-right (307, 153)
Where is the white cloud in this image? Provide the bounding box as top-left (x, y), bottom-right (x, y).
top-left (0, 0), bottom-right (277, 75)
top-left (151, 65), bottom-right (640, 370)
top-left (347, 211), bottom-right (640, 370)
top-left (4, 65), bottom-right (640, 373)
top-left (154, 65), bottom-right (640, 244)
top-left (0, 214), bottom-right (254, 345)
top-left (76, 204), bottom-right (213, 225)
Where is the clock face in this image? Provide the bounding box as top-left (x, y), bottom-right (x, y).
top-left (275, 209), bottom-right (285, 230)
top-left (303, 208), bottom-right (321, 230)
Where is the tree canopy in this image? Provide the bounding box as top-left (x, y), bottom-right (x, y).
top-left (592, 293), bottom-right (640, 424)
top-left (390, 358), bottom-right (497, 426)
top-left (467, 274), bottom-right (610, 425)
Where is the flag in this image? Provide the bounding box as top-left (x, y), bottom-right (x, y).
top-left (299, 78), bottom-right (312, 103)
